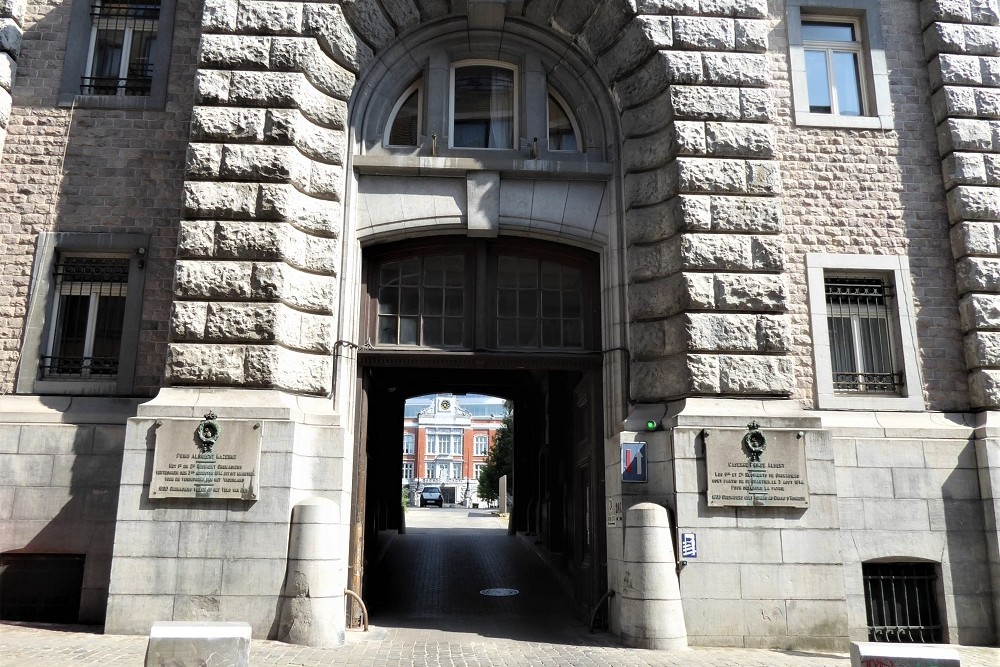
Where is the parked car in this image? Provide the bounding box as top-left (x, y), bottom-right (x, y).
top-left (420, 485), bottom-right (444, 507)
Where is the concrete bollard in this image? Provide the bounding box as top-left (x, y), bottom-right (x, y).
top-left (850, 642), bottom-right (961, 667)
top-left (619, 502), bottom-right (688, 649)
top-left (276, 497), bottom-right (345, 647)
top-left (144, 621), bottom-right (250, 666)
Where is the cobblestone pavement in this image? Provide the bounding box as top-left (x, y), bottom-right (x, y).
top-left (2, 508), bottom-right (998, 666)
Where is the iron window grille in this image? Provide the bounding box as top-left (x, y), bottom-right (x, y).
top-left (863, 562), bottom-right (942, 643)
top-left (41, 256), bottom-right (129, 378)
top-left (81, 0), bottom-right (159, 96)
top-left (825, 275), bottom-right (900, 394)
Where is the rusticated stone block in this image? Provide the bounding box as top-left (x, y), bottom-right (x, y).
top-left (220, 144), bottom-right (304, 182)
top-left (960, 292), bottom-right (1000, 329)
top-left (229, 71), bottom-right (301, 107)
top-left (200, 35), bottom-right (271, 69)
top-left (191, 107), bottom-right (267, 142)
top-left (175, 260), bottom-right (254, 300)
top-left (677, 157), bottom-right (746, 193)
top-left (622, 91), bottom-right (673, 137)
top-left (629, 239), bottom-right (683, 281)
top-left (710, 196), bottom-right (781, 232)
top-left (167, 344), bottom-right (248, 385)
top-left (719, 354), bottom-right (794, 395)
top-left (965, 330), bottom-right (1000, 367)
top-left (598, 17), bottom-right (665, 83)
top-left (740, 88), bottom-right (773, 122)
top-left (275, 309), bottom-right (333, 352)
top-left (302, 3), bottom-right (373, 73)
top-left (281, 39), bottom-right (355, 101)
top-left (171, 302), bottom-right (209, 340)
top-left (0, 0), bottom-right (27, 24)
top-left (1, 51), bottom-right (13, 89)
top-left (340, 0), bottom-right (395, 51)
top-left (625, 166), bottom-right (678, 208)
top-left (184, 182), bottom-right (259, 219)
top-left (714, 273), bottom-right (787, 310)
top-left (205, 303), bottom-right (278, 342)
top-left (631, 354), bottom-right (722, 400)
top-left (734, 18), bottom-right (767, 52)
top-left (699, 0), bottom-right (767, 19)
top-left (946, 185), bottom-right (1000, 223)
top-left (933, 54), bottom-right (987, 87)
top-left (956, 256), bottom-right (1000, 292)
top-left (236, 1), bottom-right (303, 35)
top-left (196, 70), bottom-right (232, 104)
top-left (380, 0), bottom-right (419, 32)
top-left (254, 263), bottom-right (336, 313)
top-left (950, 220), bottom-right (1000, 257)
top-left (921, 0), bottom-right (974, 26)
top-left (0, 18), bottom-right (22, 57)
top-left (938, 118), bottom-right (994, 154)
top-left (943, 153), bottom-right (988, 189)
top-left (624, 125), bottom-right (684, 172)
top-left (681, 233), bottom-right (783, 271)
top-left (291, 117), bottom-right (347, 163)
top-left (671, 86), bottom-right (741, 120)
top-left (202, 0), bottom-right (238, 31)
top-left (969, 368), bottom-right (1000, 407)
top-left (630, 274), bottom-right (692, 319)
top-left (633, 0), bottom-right (699, 15)
top-left (257, 183), bottom-right (343, 233)
top-left (687, 313), bottom-right (789, 353)
top-left (705, 122), bottom-right (775, 158)
top-left (626, 200), bottom-right (681, 243)
top-left (672, 17), bottom-right (733, 51)
top-left (177, 221), bottom-right (217, 258)
top-left (186, 144), bottom-right (224, 179)
top-left (702, 53), bottom-right (768, 86)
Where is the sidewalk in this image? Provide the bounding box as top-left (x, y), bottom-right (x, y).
top-left (2, 622), bottom-right (999, 667)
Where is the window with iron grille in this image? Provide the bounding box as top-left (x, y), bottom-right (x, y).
top-left (82, 0), bottom-right (159, 96)
top-left (825, 275), bottom-right (899, 394)
top-left (863, 562), bottom-right (942, 643)
top-left (42, 256), bottom-right (130, 378)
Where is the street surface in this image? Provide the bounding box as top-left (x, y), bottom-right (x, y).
top-left (1, 507), bottom-right (998, 666)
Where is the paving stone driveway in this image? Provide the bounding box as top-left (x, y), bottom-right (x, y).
top-left (2, 508), bottom-right (997, 666)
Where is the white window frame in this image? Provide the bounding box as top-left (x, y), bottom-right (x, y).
top-left (474, 433), bottom-right (489, 456)
top-left (449, 59), bottom-right (519, 150)
top-left (800, 17), bottom-right (867, 116)
top-left (547, 88), bottom-right (581, 153)
top-left (426, 427), bottom-right (463, 454)
top-left (402, 432), bottom-right (415, 454)
top-left (786, 0), bottom-right (893, 130)
top-left (383, 80), bottom-right (423, 147)
top-left (17, 232), bottom-right (148, 396)
top-left (806, 254), bottom-right (923, 410)
top-left (402, 462), bottom-right (414, 480)
top-left (474, 463), bottom-right (486, 480)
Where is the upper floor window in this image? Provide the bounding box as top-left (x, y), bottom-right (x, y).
top-left (82, 0), bottom-right (159, 96)
top-left (451, 62), bottom-right (516, 149)
top-left (427, 428), bottom-right (463, 455)
top-left (548, 92), bottom-right (578, 152)
top-left (474, 434), bottom-right (489, 456)
top-left (386, 82), bottom-right (421, 147)
top-left (365, 239), bottom-right (599, 353)
top-left (806, 254), bottom-right (923, 410)
top-left (402, 432), bottom-right (415, 454)
top-left (16, 232), bottom-right (148, 396)
top-left (786, 0), bottom-right (892, 130)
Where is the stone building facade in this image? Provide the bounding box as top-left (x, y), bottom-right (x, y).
top-left (0, 0), bottom-right (998, 652)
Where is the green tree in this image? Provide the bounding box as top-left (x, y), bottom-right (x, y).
top-left (477, 402), bottom-right (513, 502)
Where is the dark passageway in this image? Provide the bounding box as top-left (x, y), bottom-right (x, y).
top-left (365, 507), bottom-right (614, 646)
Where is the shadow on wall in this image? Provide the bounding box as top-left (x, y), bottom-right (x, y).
top-left (0, 396), bottom-right (130, 625)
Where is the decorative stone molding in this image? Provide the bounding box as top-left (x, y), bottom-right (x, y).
top-left (923, 0), bottom-right (1000, 407)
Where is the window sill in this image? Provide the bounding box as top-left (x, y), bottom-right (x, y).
top-left (353, 154), bottom-right (613, 181)
top-left (58, 93), bottom-right (165, 111)
top-left (816, 392), bottom-right (924, 412)
top-left (794, 111), bottom-right (893, 131)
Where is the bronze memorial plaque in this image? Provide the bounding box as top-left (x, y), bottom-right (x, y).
top-left (705, 422), bottom-right (809, 508)
top-left (149, 412), bottom-right (263, 500)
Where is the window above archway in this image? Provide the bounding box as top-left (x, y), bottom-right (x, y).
top-left (450, 62), bottom-right (517, 150)
top-left (365, 239), bottom-right (599, 353)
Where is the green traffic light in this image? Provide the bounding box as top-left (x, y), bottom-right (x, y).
top-left (645, 419), bottom-right (657, 431)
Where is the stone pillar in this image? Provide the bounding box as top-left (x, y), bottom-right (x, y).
top-left (613, 0), bottom-right (791, 402)
top-left (0, 0), bottom-right (24, 157)
top-left (619, 502), bottom-right (687, 650)
top-left (277, 497), bottom-right (345, 647)
top-left (923, 0), bottom-right (1000, 636)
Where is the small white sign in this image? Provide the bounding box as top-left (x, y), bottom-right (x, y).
top-left (680, 532), bottom-right (697, 558)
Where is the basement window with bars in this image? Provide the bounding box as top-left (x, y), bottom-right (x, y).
top-left (81, 0), bottom-right (159, 96)
top-left (42, 255), bottom-right (129, 379)
top-left (825, 275), bottom-right (899, 394)
top-left (863, 562), bottom-right (943, 643)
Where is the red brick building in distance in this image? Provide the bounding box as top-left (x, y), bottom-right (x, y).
top-left (403, 394), bottom-right (506, 506)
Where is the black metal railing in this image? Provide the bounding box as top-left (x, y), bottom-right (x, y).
top-left (39, 355), bottom-right (120, 377)
top-left (826, 276), bottom-right (900, 394)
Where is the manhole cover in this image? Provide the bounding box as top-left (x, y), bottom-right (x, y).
top-left (479, 588), bottom-right (519, 597)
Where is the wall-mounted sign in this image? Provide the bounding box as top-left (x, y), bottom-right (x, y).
top-left (606, 497), bottom-right (623, 526)
top-left (621, 442), bottom-right (647, 483)
top-left (680, 532), bottom-right (697, 558)
top-left (704, 422), bottom-right (809, 508)
top-left (149, 413), bottom-right (262, 500)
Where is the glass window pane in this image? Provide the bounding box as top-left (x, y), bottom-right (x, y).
top-left (424, 289), bottom-right (443, 315)
top-left (541, 320), bottom-right (561, 347)
top-left (541, 261), bottom-right (561, 289)
top-left (92, 30), bottom-right (125, 78)
top-left (389, 89), bottom-right (420, 146)
top-left (802, 21), bottom-right (855, 42)
top-left (541, 290), bottom-right (561, 318)
top-left (805, 50), bottom-right (832, 113)
top-left (517, 320), bottom-right (538, 347)
top-left (377, 316), bottom-right (397, 344)
top-left (517, 258), bottom-right (538, 288)
top-left (443, 257), bottom-right (464, 286)
top-left (444, 289), bottom-right (463, 316)
top-left (91, 295), bottom-right (126, 361)
top-left (832, 51), bottom-right (862, 116)
top-left (518, 290), bottom-right (538, 318)
top-left (52, 295), bottom-right (90, 359)
top-left (498, 256), bottom-right (517, 288)
top-left (424, 259), bottom-right (444, 287)
top-left (378, 287), bottom-right (398, 314)
top-left (497, 320), bottom-right (516, 346)
top-left (399, 317), bottom-right (419, 345)
top-left (453, 65), bottom-right (514, 149)
top-left (423, 318), bottom-right (442, 346)
top-left (400, 258), bottom-right (420, 285)
top-left (443, 318), bottom-right (463, 346)
top-left (548, 94), bottom-right (577, 151)
top-left (498, 289), bottom-right (516, 317)
top-left (564, 320), bottom-right (582, 348)
top-left (400, 287), bottom-right (420, 316)
top-left (380, 263), bottom-right (400, 286)
top-left (563, 291), bottom-right (582, 319)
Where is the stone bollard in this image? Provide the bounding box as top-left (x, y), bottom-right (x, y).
top-left (144, 621), bottom-right (250, 667)
top-left (276, 497), bottom-right (345, 647)
top-left (850, 642), bottom-right (960, 667)
top-left (619, 502), bottom-right (687, 649)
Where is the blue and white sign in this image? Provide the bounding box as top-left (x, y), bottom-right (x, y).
top-left (621, 442), bottom-right (648, 483)
top-left (680, 532), bottom-right (698, 558)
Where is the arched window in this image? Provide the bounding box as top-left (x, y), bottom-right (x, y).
top-left (385, 81), bottom-right (422, 146)
top-left (365, 239), bottom-right (599, 352)
top-left (547, 90), bottom-right (579, 152)
top-left (450, 61), bottom-right (517, 149)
